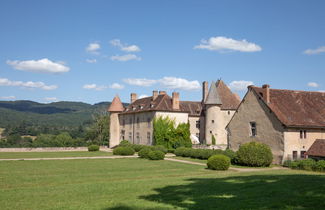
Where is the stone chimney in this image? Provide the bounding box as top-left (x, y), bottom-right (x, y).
top-left (202, 81), bottom-right (208, 102)
top-left (262, 84), bottom-right (270, 103)
top-left (131, 93), bottom-right (137, 104)
top-left (152, 90), bottom-right (158, 100)
top-left (159, 91), bottom-right (166, 95)
top-left (172, 92), bottom-right (180, 110)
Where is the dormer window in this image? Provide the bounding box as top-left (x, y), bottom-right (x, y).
top-left (139, 105), bottom-right (143, 110)
top-left (150, 104), bottom-right (154, 108)
top-left (132, 106), bottom-right (136, 111)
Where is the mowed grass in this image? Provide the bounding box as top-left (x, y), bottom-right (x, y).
top-left (0, 158), bottom-right (324, 210)
top-left (0, 151), bottom-right (112, 159)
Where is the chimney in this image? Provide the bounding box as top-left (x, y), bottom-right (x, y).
top-left (159, 91), bottom-right (166, 95)
top-left (152, 90), bottom-right (158, 100)
top-left (202, 81), bottom-right (208, 102)
top-left (262, 84), bottom-right (270, 103)
top-left (131, 93), bottom-right (137, 104)
top-left (172, 92), bottom-right (180, 110)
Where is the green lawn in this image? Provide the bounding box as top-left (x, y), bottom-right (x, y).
top-left (0, 151), bottom-right (112, 159)
top-left (0, 158), bottom-right (324, 210)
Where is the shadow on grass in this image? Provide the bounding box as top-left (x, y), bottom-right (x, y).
top-left (137, 174), bottom-right (325, 210)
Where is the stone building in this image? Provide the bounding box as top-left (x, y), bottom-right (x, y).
top-left (108, 80), bottom-right (240, 148)
top-left (226, 84), bottom-right (325, 164)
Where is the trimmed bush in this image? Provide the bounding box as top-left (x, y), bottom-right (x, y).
top-left (174, 147), bottom-right (186, 156)
top-left (167, 148), bottom-right (175, 154)
top-left (282, 160), bottom-right (292, 168)
top-left (298, 159), bottom-right (316, 171)
top-left (152, 145), bottom-right (168, 154)
top-left (313, 160), bottom-right (325, 172)
top-left (207, 154), bottom-right (230, 170)
top-left (148, 150), bottom-right (165, 160)
top-left (131, 144), bottom-right (148, 152)
top-left (113, 146), bottom-right (135, 156)
top-left (236, 142), bottom-right (273, 167)
top-left (119, 140), bottom-right (132, 147)
top-left (138, 147), bottom-right (153, 159)
top-left (224, 149), bottom-right (238, 164)
top-left (88, 144), bottom-right (99, 152)
top-left (290, 161), bottom-right (300, 169)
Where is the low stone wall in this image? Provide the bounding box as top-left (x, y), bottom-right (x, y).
top-left (0, 146), bottom-right (111, 152)
top-left (192, 144), bottom-right (227, 150)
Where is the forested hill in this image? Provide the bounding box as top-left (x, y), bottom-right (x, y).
top-left (0, 100), bottom-right (127, 128)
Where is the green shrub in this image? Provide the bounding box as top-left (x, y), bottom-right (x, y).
top-left (88, 144), bottom-right (99, 152)
top-left (313, 160), bottom-right (325, 172)
top-left (153, 145), bottom-right (168, 154)
top-left (290, 161), bottom-right (300, 169)
top-left (167, 148), bottom-right (175, 153)
top-left (182, 148), bottom-right (193, 157)
top-left (223, 149), bottom-right (237, 164)
top-left (138, 147), bottom-right (153, 159)
top-left (131, 144), bottom-right (148, 152)
top-left (113, 146), bottom-right (135, 156)
top-left (283, 160), bottom-right (292, 167)
top-left (207, 154), bottom-right (230, 170)
top-left (211, 135), bottom-right (216, 145)
top-left (298, 159), bottom-right (316, 171)
top-left (148, 150), bottom-right (165, 160)
top-left (236, 142), bottom-right (273, 167)
top-left (175, 147), bottom-right (186, 156)
top-left (119, 140), bottom-right (132, 147)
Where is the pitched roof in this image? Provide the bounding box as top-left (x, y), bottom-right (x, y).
top-left (252, 87), bottom-right (325, 128)
top-left (306, 139), bottom-right (325, 157)
top-left (205, 80), bottom-right (241, 110)
top-left (108, 96), bottom-right (124, 112)
top-left (121, 93), bottom-right (202, 116)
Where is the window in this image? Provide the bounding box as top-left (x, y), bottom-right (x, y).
top-left (147, 132), bottom-right (151, 144)
top-left (228, 111), bottom-right (231, 115)
top-left (250, 122), bottom-right (257, 137)
top-left (300, 130), bottom-right (307, 139)
top-left (212, 120), bottom-right (214, 123)
top-left (137, 117), bottom-right (140, 128)
top-left (147, 118), bottom-right (151, 128)
top-left (300, 151), bottom-right (306, 159)
top-left (196, 120), bottom-right (200, 129)
top-left (292, 151), bottom-right (298, 160)
top-left (136, 132), bottom-right (140, 144)
top-left (210, 130), bottom-right (212, 134)
top-left (120, 130), bottom-right (125, 140)
top-left (129, 132), bottom-right (132, 142)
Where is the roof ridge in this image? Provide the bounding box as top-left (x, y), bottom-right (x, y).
top-left (253, 86), bottom-right (325, 94)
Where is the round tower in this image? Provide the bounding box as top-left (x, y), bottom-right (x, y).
top-left (108, 95), bottom-right (124, 148)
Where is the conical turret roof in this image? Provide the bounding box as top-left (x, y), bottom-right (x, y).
top-left (205, 81), bottom-right (222, 105)
top-left (108, 95), bottom-right (124, 112)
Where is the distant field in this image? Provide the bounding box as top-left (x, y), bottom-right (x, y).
top-left (0, 158), bottom-right (324, 209)
top-left (0, 151), bottom-right (112, 159)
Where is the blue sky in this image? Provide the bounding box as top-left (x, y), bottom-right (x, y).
top-left (0, 0), bottom-right (324, 104)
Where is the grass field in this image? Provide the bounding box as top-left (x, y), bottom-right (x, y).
top-left (0, 151), bottom-right (112, 159)
top-left (0, 158), bottom-right (324, 210)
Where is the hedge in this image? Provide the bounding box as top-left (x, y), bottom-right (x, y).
top-left (236, 142), bottom-right (273, 167)
top-left (285, 159), bottom-right (325, 172)
top-left (119, 140), bottom-right (132, 147)
top-left (138, 147), bottom-right (152, 159)
top-left (148, 150), bottom-right (165, 160)
top-left (113, 146), bottom-right (135, 156)
top-left (174, 147), bottom-right (236, 162)
top-left (207, 154), bottom-right (230, 170)
top-left (88, 144), bottom-right (99, 152)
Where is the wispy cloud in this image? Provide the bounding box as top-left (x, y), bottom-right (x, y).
top-left (194, 36), bottom-right (262, 52)
top-left (110, 54), bottom-right (141, 61)
top-left (139, 94), bottom-right (148, 99)
top-left (123, 77), bottom-right (201, 90)
top-left (0, 77), bottom-right (57, 90)
top-left (229, 80), bottom-right (254, 91)
top-left (86, 59), bottom-right (97, 63)
top-left (110, 39), bottom-right (141, 52)
top-left (0, 96), bottom-right (16, 100)
top-left (44, 97), bottom-right (58, 102)
top-left (307, 82), bottom-right (319, 87)
top-left (86, 42), bottom-right (100, 54)
top-left (83, 82), bottom-right (124, 91)
top-left (109, 83), bottom-right (124, 89)
top-left (7, 58), bottom-right (70, 74)
top-left (303, 46), bottom-right (325, 55)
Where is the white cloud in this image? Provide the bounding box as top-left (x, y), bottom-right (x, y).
top-left (109, 83), bottom-right (124, 89)
top-left (123, 78), bottom-right (157, 87)
top-left (303, 46), bottom-right (325, 55)
top-left (308, 82), bottom-right (319, 88)
top-left (139, 94), bottom-right (148, 99)
top-left (83, 84), bottom-right (107, 91)
top-left (7, 58), bottom-right (70, 74)
top-left (86, 59), bottom-right (97, 63)
top-left (0, 77), bottom-right (57, 90)
top-left (229, 80), bottom-right (254, 91)
top-left (194, 36), bottom-right (262, 52)
top-left (44, 97), bottom-right (58, 102)
top-left (319, 90), bottom-right (325, 93)
top-left (110, 39), bottom-right (141, 52)
top-left (86, 42), bottom-right (100, 54)
top-left (110, 54), bottom-right (141, 61)
top-left (0, 96), bottom-right (16, 100)
top-left (159, 77), bottom-right (201, 90)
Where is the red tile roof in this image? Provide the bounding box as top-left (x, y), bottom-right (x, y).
top-left (252, 87), bottom-right (325, 128)
top-left (216, 80), bottom-right (241, 110)
top-left (306, 139), bottom-right (325, 157)
top-left (108, 96), bottom-right (124, 112)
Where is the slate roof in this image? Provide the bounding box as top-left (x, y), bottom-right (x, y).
top-left (205, 80), bottom-right (241, 110)
top-left (306, 139), bottom-right (325, 157)
top-left (121, 94), bottom-right (202, 116)
top-left (252, 87), bottom-right (325, 128)
top-left (108, 96), bottom-right (124, 112)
